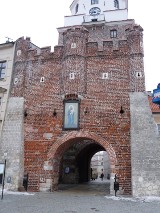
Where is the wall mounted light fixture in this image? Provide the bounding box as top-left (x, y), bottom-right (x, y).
top-left (53, 109), bottom-right (57, 117)
top-left (120, 106), bottom-right (124, 114)
top-left (84, 107), bottom-right (89, 114)
top-left (24, 109), bottom-right (28, 117)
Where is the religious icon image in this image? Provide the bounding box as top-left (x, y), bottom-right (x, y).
top-left (63, 101), bottom-right (79, 129)
top-left (68, 105), bottom-right (75, 127)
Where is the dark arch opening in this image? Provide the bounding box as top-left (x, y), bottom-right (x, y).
top-left (76, 143), bottom-right (105, 183)
top-left (57, 137), bottom-right (111, 195)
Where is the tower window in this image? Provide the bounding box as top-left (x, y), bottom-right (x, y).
top-left (71, 43), bottom-right (77, 49)
top-left (110, 30), bottom-right (117, 38)
top-left (91, 0), bottom-right (99, 5)
top-left (114, 0), bottom-right (119, 9)
top-left (17, 50), bottom-right (21, 56)
top-left (136, 72), bottom-right (142, 78)
top-left (69, 72), bottom-right (75, 80)
top-left (40, 77), bottom-right (45, 82)
top-left (102, 73), bottom-right (109, 79)
top-left (75, 4), bottom-right (79, 14)
top-left (0, 61), bottom-right (6, 79)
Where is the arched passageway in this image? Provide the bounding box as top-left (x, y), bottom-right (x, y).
top-left (47, 131), bottom-right (117, 195)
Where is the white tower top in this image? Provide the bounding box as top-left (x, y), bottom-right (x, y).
top-left (64, 0), bottom-right (128, 26)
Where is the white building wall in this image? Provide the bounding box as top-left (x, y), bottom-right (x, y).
top-left (70, 0), bottom-right (128, 15)
top-left (104, 10), bottom-right (128, 22)
top-left (64, 14), bottom-right (84, 27)
top-left (65, 0), bottom-right (128, 26)
top-left (0, 42), bottom-right (15, 136)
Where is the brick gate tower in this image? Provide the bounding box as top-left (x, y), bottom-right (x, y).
top-left (2, 0), bottom-right (160, 197)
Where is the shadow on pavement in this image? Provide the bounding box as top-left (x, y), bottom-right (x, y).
top-left (58, 178), bottom-right (110, 196)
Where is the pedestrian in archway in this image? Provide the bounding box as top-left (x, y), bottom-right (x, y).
top-left (100, 172), bottom-right (104, 181)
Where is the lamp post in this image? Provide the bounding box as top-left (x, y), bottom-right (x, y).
top-left (1, 152), bottom-right (7, 200)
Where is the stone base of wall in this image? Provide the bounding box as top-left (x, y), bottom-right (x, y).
top-left (130, 92), bottom-right (160, 197)
top-left (0, 97), bottom-right (24, 191)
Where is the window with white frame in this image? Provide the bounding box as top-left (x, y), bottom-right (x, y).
top-left (0, 61), bottom-right (6, 79)
top-left (102, 72), bottom-right (108, 79)
top-left (110, 30), bottom-right (117, 38)
top-left (136, 72), bottom-right (142, 78)
top-left (91, 0), bottom-right (99, 5)
top-left (69, 72), bottom-right (75, 79)
top-left (114, 0), bottom-right (119, 9)
top-left (71, 43), bottom-right (77, 49)
top-left (40, 77), bottom-right (45, 82)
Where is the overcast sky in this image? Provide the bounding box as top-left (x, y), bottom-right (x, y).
top-left (0, 0), bottom-right (159, 92)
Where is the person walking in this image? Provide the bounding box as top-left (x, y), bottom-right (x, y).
top-left (100, 172), bottom-right (104, 181)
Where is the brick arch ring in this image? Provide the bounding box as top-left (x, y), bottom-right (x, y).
top-left (47, 130), bottom-right (117, 167)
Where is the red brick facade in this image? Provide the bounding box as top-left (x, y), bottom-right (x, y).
top-left (11, 21), bottom-right (145, 195)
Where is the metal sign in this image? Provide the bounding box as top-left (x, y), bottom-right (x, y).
top-left (152, 83), bottom-right (160, 105)
top-left (64, 167), bottom-right (70, 174)
top-left (1, 161), bottom-right (6, 200)
top-left (0, 163), bottom-right (5, 185)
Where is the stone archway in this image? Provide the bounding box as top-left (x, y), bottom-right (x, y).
top-left (47, 131), bottom-right (118, 195)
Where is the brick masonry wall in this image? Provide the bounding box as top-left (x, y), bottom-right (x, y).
top-left (130, 92), bottom-right (160, 197)
top-left (9, 21), bottom-right (145, 195)
top-left (0, 97), bottom-right (24, 190)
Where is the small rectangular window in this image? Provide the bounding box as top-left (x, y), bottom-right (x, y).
top-left (69, 72), bottom-right (75, 79)
top-left (0, 61), bottom-right (6, 79)
top-left (91, 0), bottom-right (99, 5)
top-left (136, 72), bottom-right (142, 78)
top-left (71, 43), bottom-right (76, 49)
top-left (110, 30), bottom-right (117, 38)
top-left (102, 73), bottom-right (108, 79)
top-left (157, 124), bottom-right (160, 135)
top-left (40, 77), bottom-right (45, 82)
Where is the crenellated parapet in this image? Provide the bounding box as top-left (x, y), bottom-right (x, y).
top-left (15, 37), bottom-right (64, 62)
top-left (126, 25), bottom-right (145, 92)
top-left (63, 27), bottom-right (89, 57)
top-left (126, 24), bottom-right (144, 56)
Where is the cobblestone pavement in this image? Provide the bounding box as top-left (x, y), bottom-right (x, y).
top-left (1, 180), bottom-right (160, 213)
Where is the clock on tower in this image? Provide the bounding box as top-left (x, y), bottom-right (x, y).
top-left (89, 7), bottom-right (101, 16)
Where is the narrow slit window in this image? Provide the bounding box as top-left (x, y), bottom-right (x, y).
top-left (69, 72), bottom-right (75, 80)
top-left (136, 72), bottom-right (142, 78)
top-left (40, 77), bottom-right (45, 82)
top-left (102, 73), bottom-right (109, 79)
top-left (114, 0), bottom-right (119, 9)
top-left (71, 43), bottom-right (77, 49)
top-left (75, 4), bottom-right (79, 14)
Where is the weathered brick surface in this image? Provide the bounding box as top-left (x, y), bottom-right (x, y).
top-left (10, 21), bottom-right (145, 195)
